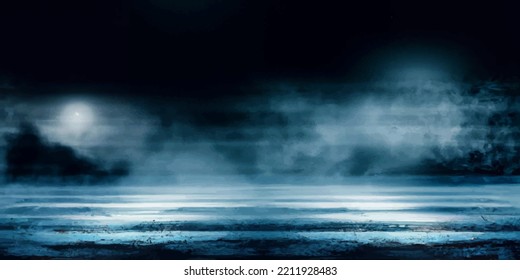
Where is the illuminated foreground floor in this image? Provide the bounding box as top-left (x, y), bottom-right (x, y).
top-left (1, 177), bottom-right (519, 259)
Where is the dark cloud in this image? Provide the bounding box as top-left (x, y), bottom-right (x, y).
top-left (4, 123), bottom-right (129, 184)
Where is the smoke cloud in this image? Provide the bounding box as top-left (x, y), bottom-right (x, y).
top-left (1, 78), bottom-right (519, 186)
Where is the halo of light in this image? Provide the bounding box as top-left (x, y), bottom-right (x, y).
top-left (59, 102), bottom-right (95, 135)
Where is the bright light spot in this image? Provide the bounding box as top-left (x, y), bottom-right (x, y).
top-left (59, 102), bottom-right (95, 136)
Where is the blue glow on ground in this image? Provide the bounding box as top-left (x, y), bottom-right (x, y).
top-left (1, 177), bottom-right (520, 259)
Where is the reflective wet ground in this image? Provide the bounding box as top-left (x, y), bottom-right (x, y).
top-left (1, 177), bottom-right (519, 259)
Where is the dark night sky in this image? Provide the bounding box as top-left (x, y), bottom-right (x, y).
top-left (1, 0), bottom-right (520, 97)
top-left (1, 1), bottom-right (520, 183)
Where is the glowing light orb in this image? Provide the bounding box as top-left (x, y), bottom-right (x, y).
top-left (59, 102), bottom-right (95, 135)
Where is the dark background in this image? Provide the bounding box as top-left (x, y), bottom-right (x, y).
top-left (1, 0), bottom-right (519, 99)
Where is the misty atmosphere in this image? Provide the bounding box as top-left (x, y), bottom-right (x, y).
top-left (1, 0), bottom-right (520, 259)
